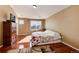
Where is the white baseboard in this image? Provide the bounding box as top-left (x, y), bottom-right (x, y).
top-left (0, 45), bottom-right (3, 48)
top-left (62, 42), bottom-right (79, 51)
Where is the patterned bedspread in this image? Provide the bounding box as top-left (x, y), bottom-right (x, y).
top-left (30, 36), bottom-right (61, 47)
top-left (30, 30), bottom-right (62, 47)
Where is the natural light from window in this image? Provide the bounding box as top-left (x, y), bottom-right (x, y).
top-left (30, 20), bottom-right (42, 31)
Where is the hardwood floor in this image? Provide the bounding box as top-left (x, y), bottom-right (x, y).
top-left (50, 43), bottom-right (78, 53)
top-left (33, 43), bottom-right (79, 53)
top-left (0, 35), bottom-right (79, 53)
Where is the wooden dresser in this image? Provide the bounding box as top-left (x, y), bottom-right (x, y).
top-left (3, 20), bottom-right (16, 47)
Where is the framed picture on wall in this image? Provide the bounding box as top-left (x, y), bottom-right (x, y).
top-left (10, 13), bottom-right (16, 23)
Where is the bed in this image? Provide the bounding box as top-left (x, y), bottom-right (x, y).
top-left (30, 30), bottom-right (62, 47)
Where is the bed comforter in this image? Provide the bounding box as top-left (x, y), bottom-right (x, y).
top-left (30, 30), bottom-right (62, 47)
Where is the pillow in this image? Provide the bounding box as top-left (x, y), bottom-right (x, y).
top-left (45, 30), bottom-right (61, 39)
top-left (45, 30), bottom-right (56, 36)
top-left (45, 30), bottom-right (53, 33)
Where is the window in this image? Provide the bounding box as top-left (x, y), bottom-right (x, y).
top-left (30, 20), bottom-right (42, 31)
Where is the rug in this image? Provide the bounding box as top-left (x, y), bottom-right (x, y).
top-left (7, 48), bottom-right (31, 53)
top-left (32, 45), bottom-right (55, 53)
top-left (7, 45), bottom-right (55, 53)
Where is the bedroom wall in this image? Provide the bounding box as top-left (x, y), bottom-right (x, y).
top-left (46, 6), bottom-right (79, 49)
top-left (0, 21), bottom-right (3, 47)
top-left (0, 5), bottom-right (16, 47)
top-left (18, 18), bottom-right (30, 35)
top-left (42, 19), bottom-right (45, 30)
top-left (18, 18), bottom-right (45, 35)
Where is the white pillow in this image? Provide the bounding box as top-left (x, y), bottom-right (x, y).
top-left (45, 30), bottom-right (54, 34)
top-left (45, 30), bottom-right (61, 39)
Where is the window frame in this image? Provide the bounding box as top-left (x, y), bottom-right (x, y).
top-left (30, 20), bottom-right (42, 31)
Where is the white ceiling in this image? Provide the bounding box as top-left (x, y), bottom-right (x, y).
top-left (11, 5), bottom-right (69, 19)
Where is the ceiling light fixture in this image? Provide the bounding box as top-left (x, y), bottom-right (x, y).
top-left (33, 5), bottom-right (37, 8)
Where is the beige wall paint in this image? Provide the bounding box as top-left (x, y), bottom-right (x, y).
top-left (41, 20), bottom-right (45, 30)
top-left (46, 6), bottom-right (79, 49)
top-left (0, 5), bottom-right (16, 46)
